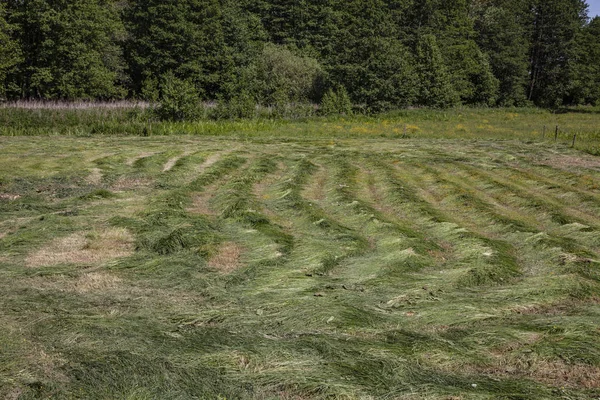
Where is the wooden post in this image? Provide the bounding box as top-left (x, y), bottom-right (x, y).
top-left (554, 125), bottom-right (559, 142)
top-left (572, 134), bottom-right (577, 148)
top-left (542, 125), bottom-right (546, 139)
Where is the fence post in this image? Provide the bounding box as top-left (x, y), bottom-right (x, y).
top-left (554, 125), bottom-right (559, 142)
top-left (572, 134), bottom-right (577, 148)
top-left (542, 125), bottom-right (546, 139)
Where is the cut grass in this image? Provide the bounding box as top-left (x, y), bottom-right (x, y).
top-left (2, 114), bottom-right (600, 398)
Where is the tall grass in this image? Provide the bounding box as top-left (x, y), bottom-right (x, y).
top-left (1, 105), bottom-right (599, 154)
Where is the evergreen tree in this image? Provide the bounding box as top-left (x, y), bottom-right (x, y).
top-left (327, 0), bottom-right (417, 111)
top-left (473, 1), bottom-right (530, 106)
top-left (405, 0), bottom-right (499, 105)
top-left (0, 0), bottom-right (597, 109)
top-left (415, 34), bottom-right (459, 108)
top-left (124, 0), bottom-right (224, 98)
top-left (0, 3), bottom-right (21, 99)
top-left (5, 0), bottom-right (126, 99)
top-left (567, 16), bottom-right (600, 105)
top-left (154, 71), bottom-right (201, 121)
top-left (527, 0), bottom-right (588, 107)
top-left (125, 0), bottom-right (264, 100)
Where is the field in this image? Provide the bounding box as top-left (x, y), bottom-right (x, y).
top-left (2, 109), bottom-right (600, 399)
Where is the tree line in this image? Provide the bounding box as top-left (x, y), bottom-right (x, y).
top-left (1, 0), bottom-right (599, 112)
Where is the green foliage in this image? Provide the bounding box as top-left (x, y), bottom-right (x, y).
top-left (473, 1), bottom-right (530, 106)
top-left (326, 0), bottom-right (418, 111)
top-left (444, 41), bottom-right (500, 106)
top-left (0, 4), bottom-right (20, 99)
top-left (415, 35), bottom-right (460, 108)
top-left (154, 72), bottom-right (201, 121)
top-left (250, 43), bottom-right (324, 105)
top-left (568, 17), bottom-right (600, 105)
top-left (124, 0), bottom-right (263, 100)
top-left (5, 0), bottom-right (126, 100)
top-left (319, 87), bottom-right (352, 116)
top-left (140, 77), bottom-right (159, 102)
top-left (0, 0), bottom-right (599, 111)
top-left (526, 0), bottom-right (588, 107)
top-left (212, 92), bottom-right (256, 120)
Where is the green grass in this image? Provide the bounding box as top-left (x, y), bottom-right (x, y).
top-left (2, 109), bottom-right (600, 399)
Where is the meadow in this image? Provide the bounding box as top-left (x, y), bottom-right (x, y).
top-left (1, 108), bottom-right (600, 399)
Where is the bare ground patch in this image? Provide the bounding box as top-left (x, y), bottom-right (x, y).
top-left (26, 228), bottom-right (134, 267)
top-left (208, 242), bottom-right (244, 273)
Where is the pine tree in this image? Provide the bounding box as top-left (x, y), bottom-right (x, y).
top-left (5, 0), bottom-right (126, 99)
top-left (327, 0), bottom-right (418, 111)
top-left (415, 34), bottom-right (459, 108)
top-left (567, 16), bottom-right (600, 105)
top-left (473, 1), bottom-right (530, 106)
top-left (0, 3), bottom-right (21, 99)
top-left (527, 0), bottom-right (588, 107)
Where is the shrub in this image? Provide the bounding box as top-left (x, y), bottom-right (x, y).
top-left (212, 92), bottom-right (256, 120)
top-left (319, 87), bottom-right (352, 116)
top-left (252, 44), bottom-right (324, 106)
top-left (154, 72), bottom-right (201, 121)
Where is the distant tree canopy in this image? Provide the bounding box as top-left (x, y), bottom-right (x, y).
top-left (1, 0), bottom-right (599, 109)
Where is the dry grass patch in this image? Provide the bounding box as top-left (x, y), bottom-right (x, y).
top-left (24, 272), bottom-right (124, 294)
top-left (188, 190), bottom-right (218, 216)
top-left (125, 152), bottom-right (157, 166)
top-left (538, 153), bottom-right (600, 172)
top-left (26, 228), bottom-right (134, 267)
top-left (302, 163), bottom-right (327, 202)
top-left (252, 161), bottom-right (285, 200)
top-left (526, 360), bottom-right (600, 389)
top-left (479, 356), bottom-right (600, 389)
top-left (74, 272), bottom-right (123, 293)
top-left (85, 167), bottom-right (103, 185)
top-left (0, 193), bottom-right (21, 201)
top-left (111, 176), bottom-right (153, 191)
top-left (196, 152), bottom-right (223, 173)
top-left (163, 151), bottom-right (193, 172)
top-left (208, 242), bottom-right (244, 273)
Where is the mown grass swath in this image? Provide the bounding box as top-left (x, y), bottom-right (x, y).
top-left (2, 112), bottom-right (600, 399)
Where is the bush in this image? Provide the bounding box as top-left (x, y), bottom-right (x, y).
top-left (251, 44), bottom-right (325, 106)
top-left (154, 72), bottom-right (201, 121)
top-left (319, 87), bottom-right (352, 116)
top-left (212, 92), bottom-right (256, 120)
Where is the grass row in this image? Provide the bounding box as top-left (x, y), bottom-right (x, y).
top-left (2, 136), bottom-right (600, 398)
